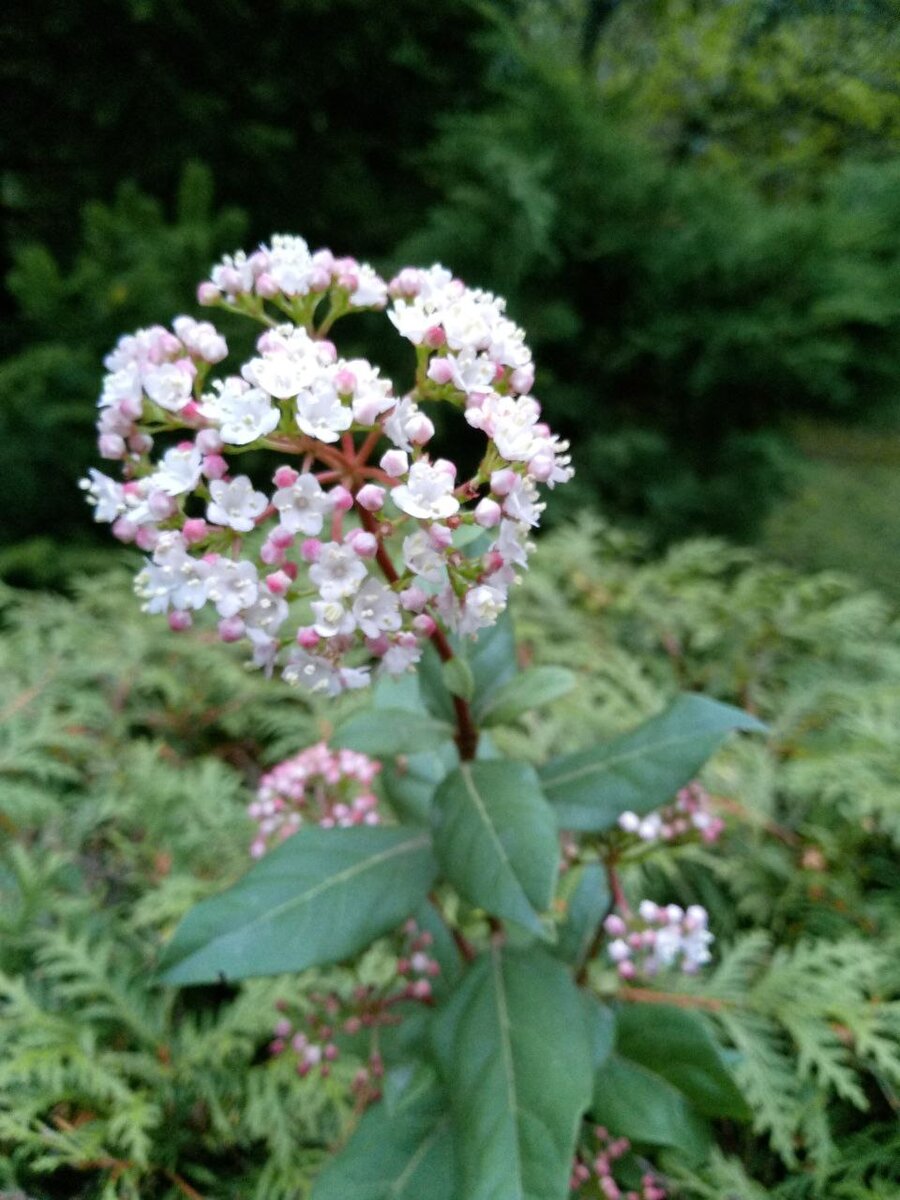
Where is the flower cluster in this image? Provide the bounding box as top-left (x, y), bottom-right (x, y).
top-left (570, 1127), bottom-right (667, 1199)
top-left (247, 742), bottom-right (381, 858)
top-left (617, 783), bottom-right (724, 847)
top-left (604, 902), bottom-right (713, 979)
top-left (269, 920), bottom-right (439, 1088)
top-left (81, 236), bottom-right (573, 697)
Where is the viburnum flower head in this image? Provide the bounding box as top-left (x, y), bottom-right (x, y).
top-left (81, 234), bottom-right (573, 696)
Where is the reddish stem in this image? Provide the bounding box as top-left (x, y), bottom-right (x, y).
top-left (355, 504), bottom-right (480, 761)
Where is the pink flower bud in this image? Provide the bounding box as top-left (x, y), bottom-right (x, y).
top-left (271, 525), bottom-right (296, 548)
top-left (380, 449), bottom-right (408, 477)
top-left (112, 517), bottom-right (137, 543)
top-left (330, 485), bottom-right (354, 512)
top-left (309, 266), bottom-right (332, 291)
top-left (510, 363), bottom-right (535, 393)
top-left (346, 529), bottom-right (377, 557)
top-left (617, 960), bottom-right (637, 980)
top-left (182, 518), bottom-right (208, 544)
top-left (424, 325), bottom-right (446, 349)
top-left (412, 614), bottom-right (436, 636)
top-left (128, 432), bottom-right (153, 455)
top-left (197, 282), bottom-right (220, 305)
top-left (148, 491), bottom-right (176, 520)
top-left (365, 634), bottom-right (390, 656)
top-left (282, 561), bottom-right (298, 580)
top-left (266, 570), bottom-right (291, 595)
top-left (428, 524), bottom-right (453, 550)
top-left (259, 541), bottom-right (283, 565)
top-left (273, 465), bottom-right (299, 488)
top-left (426, 357), bottom-right (454, 386)
top-left (356, 484), bottom-right (386, 512)
top-left (334, 368), bottom-right (357, 395)
top-left (301, 538), bottom-right (322, 562)
top-left (202, 454), bottom-right (229, 480)
top-left (490, 468), bottom-right (517, 496)
top-left (218, 616), bottom-right (245, 642)
top-left (474, 497), bottom-right (502, 528)
top-left (400, 586), bottom-right (427, 612)
top-left (528, 453), bottom-right (555, 483)
top-left (99, 433), bottom-right (126, 459)
top-left (168, 610), bottom-right (193, 632)
top-left (296, 626), bottom-right (320, 649)
top-left (255, 272), bottom-right (279, 298)
top-left (134, 526), bottom-right (159, 551)
top-left (406, 413), bottom-right (435, 445)
top-left (196, 428), bottom-right (224, 454)
top-left (603, 914), bottom-right (627, 937)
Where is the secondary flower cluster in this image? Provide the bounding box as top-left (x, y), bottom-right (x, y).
top-left (570, 1127), bottom-right (667, 1200)
top-left (605, 902), bottom-right (713, 979)
top-left (247, 742), bottom-right (381, 858)
top-left (269, 920), bottom-right (439, 1085)
top-left (81, 236), bottom-right (573, 696)
top-left (617, 783), bottom-right (724, 847)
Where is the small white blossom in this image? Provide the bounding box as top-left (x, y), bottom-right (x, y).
top-left (352, 578), bottom-right (402, 638)
top-left (153, 446), bottom-right (204, 496)
top-left (392, 461), bottom-right (459, 520)
top-left (206, 558), bottom-right (259, 618)
top-left (201, 378), bottom-right (280, 445)
top-left (143, 362), bottom-right (194, 412)
top-left (273, 473), bottom-right (331, 536)
top-left (207, 476), bottom-right (268, 532)
top-left (80, 469), bottom-right (125, 523)
top-left (295, 381), bottom-right (353, 443)
top-left (309, 542), bottom-right (367, 601)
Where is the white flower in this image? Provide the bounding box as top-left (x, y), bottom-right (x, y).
top-left (392, 461), bottom-right (459, 520)
top-left (308, 542), bottom-right (368, 601)
top-left (272, 473), bottom-right (331, 535)
top-left (339, 359), bottom-right (394, 425)
top-left (135, 533), bottom-right (210, 614)
top-left (501, 475), bottom-right (543, 527)
top-left (295, 381), bottom-right (352, 443)
top-left (173, 316), bottom-right (228, 363)
top-left (210, 250), bottom-right (255, 294)
top-left (402, 530), bottom-right (446, 583)
top-left (283, 649), bottom-right (368, 696)
top-left (457, 584), bottom-right (507, 636)
top-left (387, 299), bottom-right (433, 344)
top-left (352, 578), bottom-right (402, 638)
top-left (243, 594), bottom-right (289, 637)
top-left (380, 637), bottom-right (423, 675)
top-left (349, 264), bottom-right (388, 309)
top-left (447, 348), bottom-right (496, 396)
top-left (467, 393), bottom-right (542, 462)
top-left (266, 234), bottom-right (314, 295)
top-left (311, 599), bottom-right (356, 639)
top-left (201, 378), bottom-right (280, 445)
top-left (99, 365), bottom-right (142, 410)
top-left (143, 362), bottom-right (194, 412)
top-left (153, 446), bottom-right (204, 496)
top-left (206, 558), bottom-right (259, 618)
top-left (80, 469), bottom-right (125, 523)
top-left (207, 476), bottom-right (268, 532)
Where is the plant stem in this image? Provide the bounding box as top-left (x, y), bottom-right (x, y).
top-left (614, 985), bottom-right (731, 1012)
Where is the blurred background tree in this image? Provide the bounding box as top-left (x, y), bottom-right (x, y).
top-left (2, 0), bottom-right (899, 567)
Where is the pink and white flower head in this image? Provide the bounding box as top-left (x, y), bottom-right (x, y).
top-left (603, 901), bottom-right (714, 979)
top-left (82, 236), bottom-right (573, 695)
top-left (248, 742), bottom-right (381, 858)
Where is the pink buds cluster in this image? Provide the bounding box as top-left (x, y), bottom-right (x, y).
top-left (247, 742), bottom-right (381, 858)
top-left (617, 783), bottom-right (724, 847)
top-left (570, 1127), bottom-right (667, 1199)
top-left (268, 920), bottom-right (439, 1087)
top-left (604, 902), bottom-right (713, 979)
top-left (81, 236), bottom-right (573, 698)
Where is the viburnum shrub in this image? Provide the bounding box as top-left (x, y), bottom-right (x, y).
top-left (82, 236), bottom-right (766, 1199)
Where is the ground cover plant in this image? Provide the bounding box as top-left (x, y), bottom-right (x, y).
top-left (4, 237), bottom-right (897, 1199)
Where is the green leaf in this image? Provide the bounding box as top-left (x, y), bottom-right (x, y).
top-left (540, 693), bottom-right (767, 831)
top-left (477, 665), bottom-right (576, 725)
top-left (552, 863), bottom-right (611, 968)
top-left (442, 656), bottom-right (475, 702)
top-left (419, 610), bottom-right (517, 721)
top-left (614, 1003), bottom-right (750, 1121)
top-left (380, 742), bottom-right (459, 826)
top-left (591, 1051), bottom-right (711, 1162)
top-left (584, 994), bottom-right (616, 1073)
top-left (431, 761), bottom-right (558, 939)
top-left (432, 945), bottom-right (593, 1200)
top-left (159, 827), bottom-right (437, 984)
top-left (409, 901), bottom-right (464, 1000)
top-left (312, 1064), bottom-right (456, 1200)
top-left (332, 708), bottom-right (454, 757)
